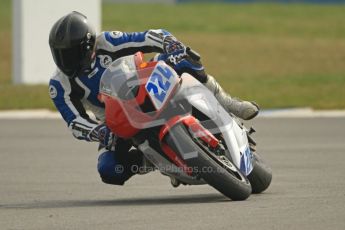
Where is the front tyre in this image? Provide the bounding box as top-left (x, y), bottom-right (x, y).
top-left (165, 124), bottom-right (252, 201)
top-left (247, 152), bottom-right (272, 193)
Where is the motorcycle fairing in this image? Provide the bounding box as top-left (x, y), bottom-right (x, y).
top-left (172, 73), bottom-right (254, 176)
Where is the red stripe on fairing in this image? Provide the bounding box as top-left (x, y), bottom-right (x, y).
top-left (159, 115), bottom-right (219, 149)
top-left (159, 115), bottom-right (184, 142)
top-left (159, 115), bottom-right (220, 176)
top-left (161, 143), bottom-right (193, 176)
top-left (181, 116), bottom-right (219, 149)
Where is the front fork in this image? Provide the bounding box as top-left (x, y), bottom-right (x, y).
top-left (159, 114), bottom-right (255, 176)
top-left (158, 115), bottom-right (226, 176)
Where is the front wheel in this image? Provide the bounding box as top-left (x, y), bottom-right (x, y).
top-left (247, 152), bottom-right (272, 193)
top-left (164, 124), bottom-right (252, 201)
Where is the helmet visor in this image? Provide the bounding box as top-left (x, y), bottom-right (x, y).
top-left (51, 46), bottom-right (81, 77)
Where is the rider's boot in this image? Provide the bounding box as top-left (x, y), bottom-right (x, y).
top-left (203, 75), bottom-right (260, 120)
top-left (129, 149), bottom-right (155, 175)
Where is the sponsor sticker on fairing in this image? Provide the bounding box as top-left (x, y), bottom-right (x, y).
top-left (240, 147), bottom-right (253, 175)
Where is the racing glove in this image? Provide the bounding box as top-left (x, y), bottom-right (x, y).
top-left (163, 35), bottom-right (186, 56)
top-left (165, 46), bottom-right (207, 83)
top-left (158, 33), bottom-right (207, 82)
top-left (88, 124), bottom-right (117, 150)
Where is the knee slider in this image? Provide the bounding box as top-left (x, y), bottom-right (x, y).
top-left (97, 163), bottom-right (130, 185)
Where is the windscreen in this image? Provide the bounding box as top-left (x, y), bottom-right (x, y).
top-left (100, 55), bottom-right (143, 100)
top-left (100, 55), bottom-right (180, 111)
top-left (100, 55), bottom-right (183, 129)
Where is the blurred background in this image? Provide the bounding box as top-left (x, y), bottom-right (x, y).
top-left (1, 0), bottom-right (345, 110)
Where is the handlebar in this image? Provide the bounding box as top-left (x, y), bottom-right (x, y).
top-left (186, 47), bottom-right (201, 61)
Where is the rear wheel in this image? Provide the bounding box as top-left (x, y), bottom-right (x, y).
top-left (165, 124), bottom-right (252, 201)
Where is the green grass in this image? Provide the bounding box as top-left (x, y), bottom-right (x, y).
top-left (0, 0), bottom-right (55, 110)
top-left (1, 2), bottom-right (345, 110)
top-left (0, 0), bottom-right (11, 85)
top-left (103, 3), bottom-right (345, 38)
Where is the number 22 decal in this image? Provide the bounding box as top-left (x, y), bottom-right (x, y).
top-left (146, 65), bottom-right (174, 103)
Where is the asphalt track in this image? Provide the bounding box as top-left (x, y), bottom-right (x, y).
top-left (0, 117), bottom-right (345, 230)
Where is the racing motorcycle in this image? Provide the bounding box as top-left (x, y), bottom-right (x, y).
top-left (98, 51), bottom-right (272, 201)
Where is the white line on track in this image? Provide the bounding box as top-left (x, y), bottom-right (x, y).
top-left (259, 108), bottom-right (345, 118)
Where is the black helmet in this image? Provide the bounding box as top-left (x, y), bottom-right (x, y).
top-left (49, 11), bottom-right (96, 78)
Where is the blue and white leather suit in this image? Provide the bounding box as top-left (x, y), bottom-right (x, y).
top-left (49, 29), bottom-right (203, 185)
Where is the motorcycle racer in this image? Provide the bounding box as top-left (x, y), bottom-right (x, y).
top-left (48, 11), bottom-right (259, 185)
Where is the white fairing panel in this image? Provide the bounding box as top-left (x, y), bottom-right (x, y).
top-left (177, 73), bottom-right (252, 174)
top-left (138, 141), bottom-right (206, 185)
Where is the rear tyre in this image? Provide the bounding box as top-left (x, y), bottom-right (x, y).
top-left (165, 124), bottom-right (252, 201)
top-left (247, 153), bottom-right (272, 194)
